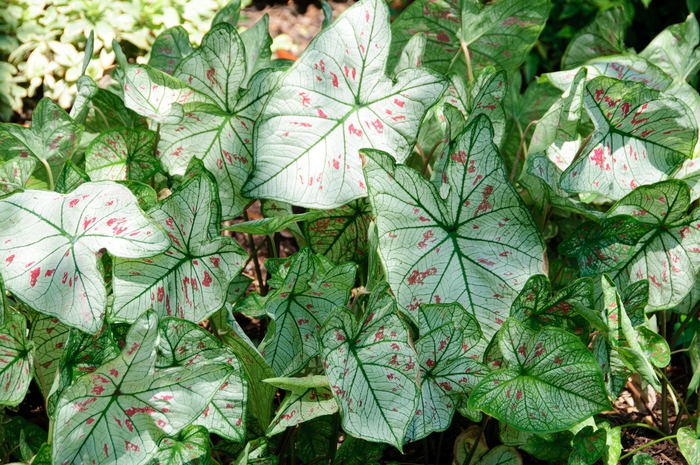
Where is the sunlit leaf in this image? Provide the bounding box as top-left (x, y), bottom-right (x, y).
top-left (0, 182), bottom-right (170, 333)
top-left (640, 14), bottom-right (700, 82)
top-left (0, 157), bottom-right (36, 195)
top-left (561, 7), bottom-right (628, 69)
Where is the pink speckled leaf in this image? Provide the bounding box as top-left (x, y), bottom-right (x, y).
top-left (468, 318), bottom-right (610, 433)
top-left (149, 26), bottom-right (194, 76)
top-left (258, 248), bottom-right (356, 377)
top-left (29, 314), bottom-right (69, 398)
top-left (85, 127), bottom-right (160, 182)
top-left (388, 0), bottom-right (550, 78)
top-left (678, 426), bottom-right (700, 465)
top-left (560, 76), bottom-right (698, 200)
top-left (242, 0), bottom-right (446, 209)
top-left (112, 174), bottom-right (246, 324)
top-left (0, 313), bottom-right (32, 406)
top-left (0, 182), bottom-right (171, 334)
top-left (53, 311), bottom-right (232, 465)
top-left (152, 425), bottom-right (210, 465)
top-left (319, 283), bottom-right (419, 450)
top-left (406, 303), bottom-right (487, 442)
top-left (362, 115), bottom-right (545, 340)
top-left (157, 318), bottom-right (247, 442)
top-left (0, 157), bottom-right (36, 195)
top-left (265, 375), bottom-right (339, 436)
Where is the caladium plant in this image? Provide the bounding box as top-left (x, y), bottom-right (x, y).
top-left (3, 0), bottom-right (700, 464)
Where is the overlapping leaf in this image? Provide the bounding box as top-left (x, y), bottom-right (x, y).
top-left (53, 311), bottom-right (232, 465)
top-left (151, 425), bottom-right (210, 465)
top-left (157, 318), bottom-right (247, 442)
top-left (0, 182), bottom-right (171, 333)
top-left (469, 318), bottom-right (610, 433)
top-left (149, 26), bottom-right (195, 76)
top-left (640, 14), bottom-right (700, 82)
top-left (388, 0), bottom-right (550, 79)
top-left (406, 303), bottom-right (487, 442)
top-left (0, 314), bottom-right (32, 406)
top-left (319, 284), bottom-right (419, 450)
top-left (561, 7), bottom-right (628, 70)
top-left (679, 426), bottom-right (700, 465)
top-left (243, 0), bottom-right (446, 209)
top-left (265, 375), bottom-right (339, 436)
top-left (85, 127), bottom-right (160, 182)
top-left (363, 115), bottom-right (545, 339)
top-left (560, 77), bottom-right (697, 200)
top-left (113, 174), bottom-right (246, 323)
top-left (258, 248), bottom-right (355, 377)
top-left (0, 157), bottom-right (36, 195)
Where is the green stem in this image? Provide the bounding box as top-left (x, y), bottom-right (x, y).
top-left (267, 233), bottom-right (278, 259)
top-left (618, 435), bottom-right (676, 461)
top-left (40, 158), bottom-right (55, 191)
top-left (509, 119), bottom-right (538, 184)
top-left (327, 412), bottom-right (340, 465)
top-left (435, 430), bottom-right (444, 465)
top-left (463, 416), bottom-right (489, 465)
top-left (660, 311), bottom-right (670, 434)
top-left (670, 303), bottom-right (700, 349)
top-left (460, 40), bottom-right (474, 86)
top-left (243, 210), bottom-right (267, 296)
top-left (615, 422), bottom-right (666, 437)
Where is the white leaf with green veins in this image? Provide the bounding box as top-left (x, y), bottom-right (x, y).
top-left (85, 128), bottom-right (160, 182)
top-left (0, 314), bottom-right (33, 406)
top-left (363, 115), bottom-right (545, 340)
top-left (561, 7), bottom-right (628, 70)
top-left (53, 311), bottom-right (232, 465)
top-left (29, 314), bottom-right (69, 398)
top-left (113, 174), bottom-right (246, 324)
top-left (319, 284), bottom-right (419, 450)
top-left (0, 182), bottom-right (171, 334)
top-left (152, 425), bottom-right (210, 465)
top-left (0, 157), bottom-right (36, 195)
top-left (560, 76), bottom-right (697, 201)
top-left (640, 13), bottom-right (700, 82)
top-left (265, 375), bottom-right (339, 436)
top-left (242, 0), bottom-right (446, 209)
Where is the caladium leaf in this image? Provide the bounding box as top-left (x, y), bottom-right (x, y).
top-left (640, 14), bottom-right (700, 82)
top-left (637, 326), bottom-right (670, 368)
top-left (83, 87), bottom-right (149, 134)
top-left (30, 314), bottom-right (69, 397)
top-left (561, 7), bottom-right (628, 70)
top-left (453, 425), bottom-right (488, 465)
top-left (297, 415), bottom-right (335, 463)
top-left (0, 313), bottom-right (32, 406)
top-left (113, 174), bottom-right (246, 324)
top-left (157, 318), bottom-right (247, 442)
top-left (319, 284), bottom-right (419, 450)
top-left (569, 425), bottom-right (606, 465)
top-left (406, 303), bottom-right (487, 442)
top-left (388, 0), bottom-right (550, 79)
top-left (303, 199), bottom-right (373, 264)
top-left (240, 16), bottom-right (273, 87)
top-left (265, 375), bottom-right (339, 436)
top-left (258, 248), bottom-right (355, 376)
top-left (0, 182), bottom-right (171, 333)
top-left (363, 115), bottom-right (545, 339)
top-left (0, 98), bottom-right (84, 184)
top-left (393, 32), bottom-right (427, 76)
top-left (158, 69), bottom-right (282, 219)
top-left (70, 75), bottom-right (100, 125)
top-left (243, 0), bottom-right (446, 209)
top-left (560, 77), bottom-right (698, 200)
top-left (469, 318), bottom-right (610, 433)
top-left (629, 453), bottom-right (657, 465)
top-left (152, 425), bottom-right (210, 465)
top-left (620, 280), bottom-right (648, 327)
top-left (212, 0), bottom-right (241, 27)
top-left (475, 446), bottom-right (522, 465)
top-left (0, 157), bottom-right (36, 195)
top-left (149, 26), bottom-right (194, 76)
top-left (53, 311), bottom-right (232, 465)
top-left (85, 127), bottom-right (160, 182)
top-left (55, 160), bottom-right (90, 194)
top-left (334, 434), bottom-right (385, 465)
top-left (679, 426), bottom-right (700, 465)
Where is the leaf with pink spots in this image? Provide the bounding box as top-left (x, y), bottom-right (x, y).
top-left (405, 303), bottom-right (488, 442)
top-left (242, 0), bottom-right (446, 209)
top-left (258, 248), bottom-right (355, 377)
top-left (388, 0), bottom-right (549, 79)
top-left (85, 127), bottom-right (160, 182)
top-left (0, 181), bottom-right (171, 334)
top-left (53, 310), bottom-right (232, 465)
top-left (678, 426), bottom-right (700, 465)
top-left (152, 425), bottom-right (210, 465)
top-left (560, 77), bottom-right (698, 200)
top-left (265, 375), bottom-right (339, 436)
top-left (157, 317), bottom-right (247, 442)
top-left (0, 313), bottom-right (32, 406)
top-left (362, 115), bottom-right (545, 340)
top-left (319, 283), bottom-right (420, 450)
top-left (113, 173), bottom-right (246, 324)
top-left (149, 26), bottom-right (194, 76)
top-left (469, 318), bottom-right (610, 433)
top-left (0, 157), bottom-right (36, 195)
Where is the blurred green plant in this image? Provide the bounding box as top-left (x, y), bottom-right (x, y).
top-left (0, 0), bottom-right (251, 120)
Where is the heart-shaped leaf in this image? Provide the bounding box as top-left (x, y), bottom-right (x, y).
top-left (242, 0), bottom-right (446, 209)
top-left (0, 98), bottom-right (84, 186)
top-left (406, 303), bottom-right (487, 442)
top-left (53, 311), bottom-right (232, 465)
top-left (319, 284), bottom-right (419, 450)
top-left (561, 7), bottom-right (628, 70)
top-left (560, 77), bottom-right (698, 200)
top-left (388, 0), bottom-right (550, 79)
top-left (240, 15), bottom-right (274, 87)
top-left (265, 375), bottom-right (339, 436)
top-left (113, 173), bottom-right (246, 324)
top-left (258, 248), bottom-right (355, 376)
top-left (157, 317), bottom-right (247, 442)
top-left (152, 425), bottom-right (210, 465)
top-left (363, 115), bottom-right (545, 339)
top-left (29, 314), bottom-right (69, 397)
top-left (0, 313), bottom-right (32, 406)
top-left (679, 426), bottom-right (700, 465)
top-left (85, 127), bottom-right (159, 182)
top-left (149, 26), bottom-right (195, 76)
top-left (469, 318), bottom-right (610, 433)
top-left (0, 182), bottom-right (171, 333)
